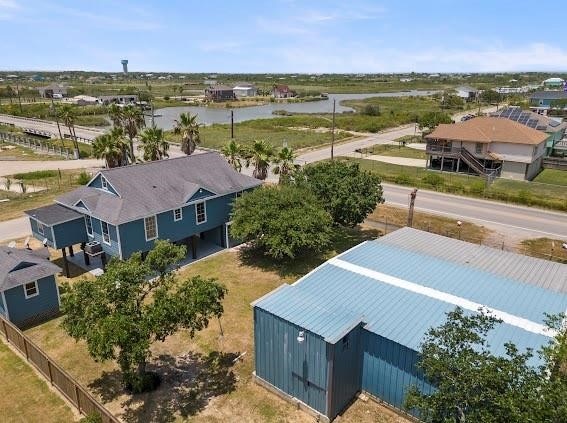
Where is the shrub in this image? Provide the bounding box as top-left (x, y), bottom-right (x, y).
top-left (79, 413), bottom-right (103, 423)
top-left (163, 95), bottom-right (170, 100)
top-left (362, 104), bottom-right (381, 116)
top-left (469, 180), bottom-right (486, 195)
top-left (421, 172), bottom-right (444, 188)
top-left (395, 173), bottom-right (413, 185)
top-left (77, 170), bottom-right (90, 185)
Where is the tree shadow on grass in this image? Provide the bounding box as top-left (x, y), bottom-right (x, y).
top-left (88, 351), bottom-right (238, 422)
top-left (238, 226), bottom-right (381, 278)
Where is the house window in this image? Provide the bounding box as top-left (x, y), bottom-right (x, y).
top-left (195, 202), bottom-right (207, 224)
top-left (37, 222), bottom-right (45, 235)
top-left (24, 281), bottom-right (39, 299)
top-left (342, 333), bottom-right (350, 351)
top-left (475, 143), bottom-right (483, 154)
top-left (173, 208), bottom-right (183, 222)
top-left (144, 216), bottom-right (158, 241)
top-left (85, 215), bottom-right (93, 237)
top-left (101, 221), bottom-right (111, 245)
top-left (101, 177), bottom-right (108, 190)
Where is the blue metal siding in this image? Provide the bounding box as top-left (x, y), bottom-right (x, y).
top-left (329, 325), bottom-right (363, 419)
top-left (119, 194), bottom-right (234, 258)
top-left (89, 217), bottom-right (120, 257)
top-left (29, 218), bottom-right (55, 247)
top-left (4, 276), bottom-right (60, 327)
top-left (361, 330), bottom-right (434, 414)
top-left (88, 174), bottom-right (119, 195)
top-left (0, 293), bottom-right (6, 317)
top-left (254, 307), bottom-right (328, 414)
top-left (52, 217), bottom-right (88, 248)
top-left (188, 188), bottom-right (215, 202)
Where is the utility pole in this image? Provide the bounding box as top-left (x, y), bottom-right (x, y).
top-left (16, 82), bottom-right (23, 114)
top-left (230, 110), bottom-right (234, 139)
top-left (331, 99), bottom-right (336, 160)
top-left (407, 188), bottom-right (418, 228)
top-left (50, 97), bottom-right (64, 143)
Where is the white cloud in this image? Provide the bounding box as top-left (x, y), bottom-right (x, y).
top-left (0, 0), bottom-right (19, 20)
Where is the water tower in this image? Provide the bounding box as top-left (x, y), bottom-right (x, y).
top-left (121, 59), bottom-right (129, 75)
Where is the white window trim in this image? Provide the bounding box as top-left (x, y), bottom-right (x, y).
top-left (85, 215), bottom-right (93, 237)
top-left (37, 221), bottom-right (44, 235)
top-left (101, 221), bottom-right (111, 245)
top-left (144, 215), bottom-right (158, 241)
top-left (195, 202), bottom-right (207, 225)
top-left (173, 208), bottom-right (183, 222)
top-left (101, 176), bottom-right (108, 190)
top-left (24, 281), bottom-right (39, 299)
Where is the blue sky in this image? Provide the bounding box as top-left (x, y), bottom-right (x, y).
top-left (1, 0), bottom-right (566, 73)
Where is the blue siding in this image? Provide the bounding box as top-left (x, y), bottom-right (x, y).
top-left (329, 326), bottom-right (363, 419)
top-left (29, 218), bottom-right (55, 247)
top-left (0, 293), bottom-right (6, 317)
top-left (361, 331), bottom-right (434, 414)
top-left (188, 188), bottom-right (215, 202)
top-left (119, 194), bottom-right (235, 258)
top-left (52, 218), bottom-right (88, 248)
top-left (88, 174), bottom-right (119, 195)
top-left (89, 217), bottom-right (120, 258)
top-left (254, 307), bottom-right (328, 415)
top-left (4, 276), bottom-right (60, 327)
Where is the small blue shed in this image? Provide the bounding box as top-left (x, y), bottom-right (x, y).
top-left (0, 246), bottom-right (62, 328)
top-left (252, 228), bottom-right (567, 421)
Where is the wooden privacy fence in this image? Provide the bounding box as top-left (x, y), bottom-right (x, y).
top-left (0, 316), bottom-right (119, 423)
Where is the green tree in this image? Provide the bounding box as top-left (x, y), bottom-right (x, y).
top-left (230, 185), bottom-right (333, 259)
top-left (272, 146), bottom-right (299, 183)
top-left (107, 103), bottom-right (123, 127)
top-left (361, 104), bottom-right (381, 116)
top-left (138, 126), bottom-right (169, 161)
top-left (61, 240), bottom-right (227, 392)
top-left (245, 139), bottom-right (275, 180)
top-left (121, 105), bottom-right (146, 159)
top-left (405, 308), bottom-right (567, 422)
top-left (479, 89), bottom-right (502, 104)
top-left (92, 127), bottom-right (130, 168)
top-left (418, 111), bottom-right (453, 131)
top-left (221, 139), bottom-right (244, 172)
top-left (173, 112), bottom-right (201, 155)
top-left (293, 161), bottom-right (384, 227)
top-left (57, 104), bottom-right (80, 159)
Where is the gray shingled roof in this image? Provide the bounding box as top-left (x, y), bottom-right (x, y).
top-left (57, 152), bottom-right (262, 225)
top-left (0, 247), bottom-right (60, 291)
top-left (379, 228), bottom-right (567, 294)
top-left (530, 91), bottom-right (567, 100)
top-left (25, 203), bottom-right (84, 226)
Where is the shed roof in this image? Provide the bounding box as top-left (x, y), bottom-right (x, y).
top-left (530, 91), bottom-right (567, 100)
top-left (253, 228), bottom-right (567, 364)
top-left (426, 117), bottom-right (548, 145)
top-left (56, 152), bottom-right (261, 224)
top-left (0, 247), bottom-right (60, 291)
top-left (25, 203), bottom-right (84, 226)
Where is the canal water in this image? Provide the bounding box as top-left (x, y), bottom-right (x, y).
top-left (151, 90), bottom-right (438, 130)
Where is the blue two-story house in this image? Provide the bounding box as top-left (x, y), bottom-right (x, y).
top-left (0, 246), bottom-right (62, 328)
top-left (25, 153), bottom-right (262, 274)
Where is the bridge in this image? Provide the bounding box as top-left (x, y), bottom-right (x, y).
top-left (0, 114), bottom-right (105, 143)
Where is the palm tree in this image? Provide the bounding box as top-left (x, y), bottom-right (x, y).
top-left (58, 104), bottom-right (80, 159)
top-left (93, 133), bottom-right (122, 168)
top-left (138, 126), bottom-right (169, 161)
top-left (173, 112), bottom-right (201, 155)
top-left (121, 105), bottom-right (146, 159)
top-left (272, 147), bottom-right (299, 183)
top-left (107, 103), bottom-right (123, 127)
top-left (221, 140), bottom-right (243, 172)
top-left (247, 139), bottom-right (274, 180)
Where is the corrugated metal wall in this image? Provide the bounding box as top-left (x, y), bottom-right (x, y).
top-left (328, 325), bottom-right (363, 419)
top-left (361, 331), bottom-right (434, 414)
top-left (254, 307), bottom-right (328, 414)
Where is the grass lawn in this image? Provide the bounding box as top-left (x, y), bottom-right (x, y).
top-left (519, 238), bottom-right (567, 263)
top-left (362, 144), bottom-right (427, 160)
top-left (343, 157), bottom-right (567, 212)
top-left (167, 119), bottom-right (352, 150)
top-left (25, 226), bottom-right (410, 422)
top-left (0, 169), bottom-right (90, 222)
top-left (0, 142), bottom-right (61, 161)
top-left (0, 341), bottom-right (76, 422)
top-left (533, 168), bottom-right (567, 186)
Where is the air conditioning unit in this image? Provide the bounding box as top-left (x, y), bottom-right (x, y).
top-left (85, 241), bottom-right (102, 255)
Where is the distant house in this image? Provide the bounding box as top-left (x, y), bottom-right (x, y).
top-left (71, 95), bottom-right (99, 106)
top-left (543, 77), bottom-right (565, 89)
top-left (530, 91), bottom-right (567, 115)
top-left (205, 85), bottom-right (235, 101)
top-left (272, 84), bottom-right (294, 98)
top-left (455, 85), bottom-right (478, 101)
top-left (97, 94), bottom-right (138, 105)
top-left (490, 106), bottom-right (567, 155)
top-left (233, 83), bottom-right (257, 98)
top-left (0, 246), bottom-right (61, 328)
top-left (425, 117), bottom-right (548, 180)
top-left (25, 153), bottom-right (261, 273)
top-left (38, 83), bottom-right (67, 98)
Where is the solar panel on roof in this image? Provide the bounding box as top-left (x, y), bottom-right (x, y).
top-left (527, 120), bottom-right (538, 128)
top-left (536, 125), bottom-right (547, 131)
top-left (549, 120), bottom-right (560, 127)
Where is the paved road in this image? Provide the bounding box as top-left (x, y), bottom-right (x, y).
top-left (0, 114), bottom-right (104, 141)
top-left (382, 184), bottom-right (567, 240)
top-left (0, 159), bottom-right (104, 177)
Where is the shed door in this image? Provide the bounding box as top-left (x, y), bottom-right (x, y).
top-left (291, 336), bottom-right (327, 413)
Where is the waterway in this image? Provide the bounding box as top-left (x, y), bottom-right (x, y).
top-left (151, 90), bottom-right (438, 130)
